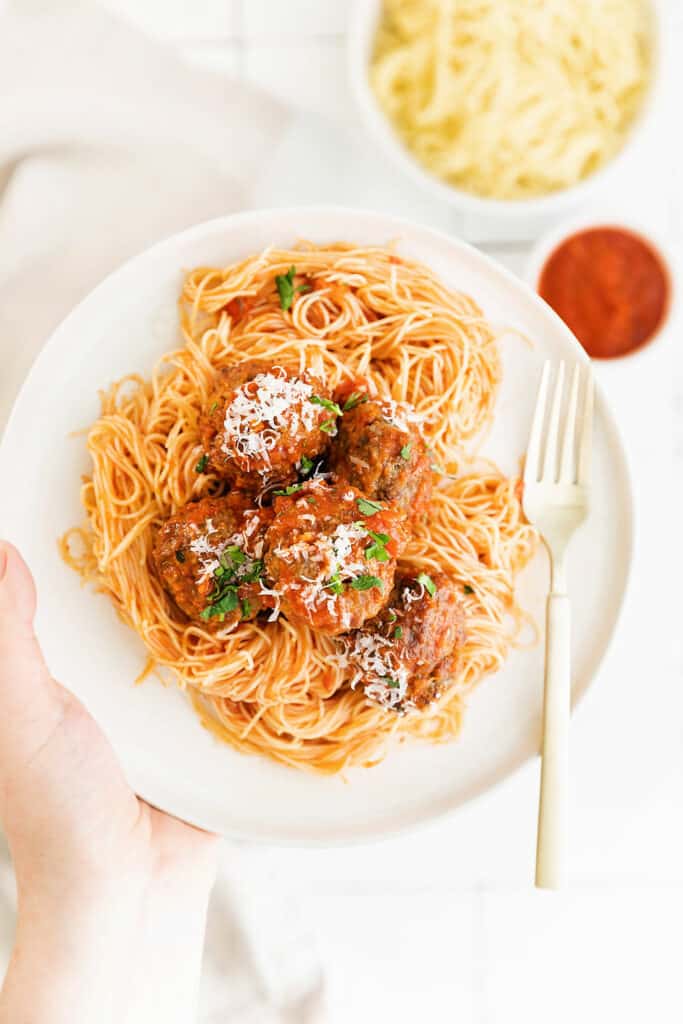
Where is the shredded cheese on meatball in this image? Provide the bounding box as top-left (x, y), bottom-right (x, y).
top-left (189, 512), bottom-right (264, 584)
top-left (380, 398), bottom-right (423, 434)
top-left (220, 368), bottom-right (317, 469)
top-left (344, 630), bottom-right (414, 712)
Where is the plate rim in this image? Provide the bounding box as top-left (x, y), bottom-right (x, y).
top-left (0, 206), bottom-right (635, 844)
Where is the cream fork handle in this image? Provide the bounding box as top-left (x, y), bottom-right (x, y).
top-left (535, 592), bottom-right (570, 890)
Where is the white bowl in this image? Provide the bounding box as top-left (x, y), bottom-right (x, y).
top-left (0, 207), bottom-right (633, 843)
top-left (348, 0), bottom-right (663, 224)
top-left (525, 212), bottom-right (675, 363)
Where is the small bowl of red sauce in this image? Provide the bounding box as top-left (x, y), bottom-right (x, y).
top-left (527, 218), bottom-right (672, 361)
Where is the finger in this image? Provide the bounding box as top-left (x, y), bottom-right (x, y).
top-left (0, 541), bottom-right (65, 766)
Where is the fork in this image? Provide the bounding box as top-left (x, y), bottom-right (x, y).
top-left (523, 360), bottom-right (593, 890)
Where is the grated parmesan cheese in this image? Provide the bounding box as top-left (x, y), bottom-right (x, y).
top-left (219, 367), bottom-right (318, 471)
top-left (344, 629), bottom-right (414, 713)
top-left (380, 398), bottom-right (423, 435)
top-left (188, 511), bottom-right (264, 585)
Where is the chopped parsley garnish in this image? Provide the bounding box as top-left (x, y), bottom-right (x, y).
top-left (240, 559), bottom-right (264, 584)
top-left (208, 401), bottom-right (218, 415)
top-left (310, 395), bottom-right (342, 416)
top-left (274, 482), bottom-right (303, 496)
top-left (306, 496), bottom-right (317, 505)
top-left (200, 587), bottom-right (239, 620)
top-left (416, 572), bottom-right (437, 597)
top-left (400, 443), bottom-right (412, 460)
top-left (394, 626), bottom-right (403, 639)
top-left (175, 549), bottom-right (186, 563)
top-left (387, 610), bottom-right (397, 622)
top-left (300, 455), bottom-right (314, 475)
top-left (382, 675), bottom-right (399, 689)
top-left (275, 265), bottom-right (310, 311)
top-left (221, 545), bottom-right (245, 568)
top-left (195, 453), bottom-right (209, 473)
top-left (365, 529), bottom-right (390, 562)
top-left (201, 549), bottom-right (263, 619)
top-left (320, 418), bottom-right (337, 435)
top-left (356, 497), bottom-right (383, 517)
top-left (343, 391), bottom-right (369, 412)
top-left (350, 575), bottom-right (383, 591)
top-left (463, 584), bottom-right (474, 595)
top-left (241, 598), bottom-right (252, 619)
top-left (325, 571), bottom-right (344, 595)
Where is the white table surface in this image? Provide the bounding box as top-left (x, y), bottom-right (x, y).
top-left (44, 1), bottom-right (683, 1020)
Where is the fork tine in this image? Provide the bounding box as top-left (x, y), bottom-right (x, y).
top-left (525, 360), bottom-right (551, 484)
top-left (542, 361), bottom-right (565, 482)
top-left (577, 366), bottom-right (594, 485)
top-left (559, 364), bottom-right (580, 483)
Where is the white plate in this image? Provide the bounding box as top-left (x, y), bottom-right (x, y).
top-left (0, 208), bottom-right (633, 844)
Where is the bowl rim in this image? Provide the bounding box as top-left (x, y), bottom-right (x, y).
top-left (347, 0), bottom-right (663, 218)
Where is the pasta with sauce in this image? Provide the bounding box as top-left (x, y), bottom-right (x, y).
top-left (61, 243), bottom-right (536, 774)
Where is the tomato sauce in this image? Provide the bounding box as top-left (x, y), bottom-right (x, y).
top-left (538, 227), bottom-right (669, 359)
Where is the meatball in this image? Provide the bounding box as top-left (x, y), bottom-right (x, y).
top-left (263, 479), bottom-right (407, 636)
top-left (344, 572), bottom-right (466, 713)
top-left (153, 494), bottom-right (273, 627)
top-left (328, 389), bottom-right (433, 520)
top-left (198, 360), bottom-right (335, 491)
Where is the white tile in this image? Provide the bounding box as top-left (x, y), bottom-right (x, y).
top-left (244, 0), bottom-right (350, 37)
top-left (245, 38), bottom-right (351, 118)
top-left (481, 887), bottom-right (683, 1024)
top-left (301, 882), bottom-right (477, 1024)
top-left (97, 0), bottom-right (239, 40)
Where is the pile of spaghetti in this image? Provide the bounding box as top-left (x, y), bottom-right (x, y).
top-left (62, 243), bottom-right (536, 773)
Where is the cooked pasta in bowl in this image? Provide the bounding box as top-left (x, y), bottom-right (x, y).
top-left (349, 0), bottom-right (659, 215)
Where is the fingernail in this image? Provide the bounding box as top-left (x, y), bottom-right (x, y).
top-left (0, 543), bottom-right (8, 581)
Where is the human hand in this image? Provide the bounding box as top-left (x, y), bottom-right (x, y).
top-left (0, 541), bottom-right (219, 1024)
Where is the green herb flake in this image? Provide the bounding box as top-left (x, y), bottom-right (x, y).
top-left (393, 626), bottom-right (403, 639)
top-left (275, 266), bottom-right (310, 311)
top-left (400, 443), bottom-right (412, 460)
top-left (306, 496), bottom-right (316, 505)
top-left (381, 675), bottom-right (399, 689)
top-left (175, 549), bottom-right (186, 563)
top-left (310, 395), bottom-right (342, 416)
top-left (387, 610), bottom-right (397, 623)
top-left (325, 572), bottom-right (344, 596)
top-left (222, 545), bottom-right (246, 568)
top-left (463, 584), bottom-right (474, 595)
top-left (208, 401), bottom-right (218, 415)
top-left (241, 598), bottom-right (252, 619)
top-left (300, 455), bottom-right (314, 475)
top-left (349, 575), bottom-right (383, 592)
top-left (274, 482), bottom-right (303, 497)
top-left (365, 529), bottom-right (391, 563)
top-left (241, 560), bottom-right (264, 584)
top-left (195, 453), bottom-right (209, 474)
top-left (320, 418), bottom-right (337, 435)
top-left (200, 587), bottom-right (239, 620)
top-left (356, 497), bottom-right (383, 517)
top-left (416, 572), bottom-right (437, 598)
top-left (343, 391), bottom-right (369, 412)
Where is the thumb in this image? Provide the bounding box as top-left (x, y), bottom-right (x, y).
top-left (0, 541), bottom-right (66, 769)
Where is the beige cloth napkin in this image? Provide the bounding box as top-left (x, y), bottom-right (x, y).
top-left (0, 6), bottom-right (325, 1021)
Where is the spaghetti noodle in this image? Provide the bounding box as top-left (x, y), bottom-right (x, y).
top-left (370, 0), bottom-right (652, 200)
top-left (61, 243), bottom-right (536, 773)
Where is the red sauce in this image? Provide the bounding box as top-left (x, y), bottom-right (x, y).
top-left (538, 227), bottom-right (669, 360)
